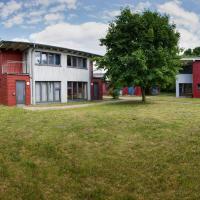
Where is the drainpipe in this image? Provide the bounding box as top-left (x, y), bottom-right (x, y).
top-left (30, 44), bottom-right (35, 104)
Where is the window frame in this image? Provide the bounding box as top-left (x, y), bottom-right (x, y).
top-left (67, 81), bottom-right (88, 101)
top-left (67, 55), bottom-right (88, 69)
top-left (35, 81), bottom-right (61, 103)
top-left (35, 51), bottom-right (61, 67)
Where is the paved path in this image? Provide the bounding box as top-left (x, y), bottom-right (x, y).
top-left (23, 99), bottom-right (136, 111)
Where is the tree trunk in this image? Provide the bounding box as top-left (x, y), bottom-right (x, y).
top-left (141, 87), bottom-right (146, 102)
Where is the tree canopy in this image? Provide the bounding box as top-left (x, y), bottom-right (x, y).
top-left (96, 8), bottom-right (181, 102)
top-left (184, 47), bottom-right (200, 57)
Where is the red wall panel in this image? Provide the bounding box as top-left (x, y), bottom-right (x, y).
top-left (193, 61), bottom-right (200, 98)
top-left (134, 86), bottom-right (142, 96)
top-left (0, 50), bottom-right (23, 74)
top-left (0, 74), bottom-right (30, 106)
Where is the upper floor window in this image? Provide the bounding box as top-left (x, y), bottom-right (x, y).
top-left (67, 55), bottom-right (87, 69)
top-left (35, 51), bottom-right (61, 66)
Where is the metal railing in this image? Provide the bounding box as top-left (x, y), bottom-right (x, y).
top-left (1, 60), bottom-right (29, 74)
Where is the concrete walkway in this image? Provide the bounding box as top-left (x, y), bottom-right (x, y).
top-left (23, 99), bottom-right (136, 111)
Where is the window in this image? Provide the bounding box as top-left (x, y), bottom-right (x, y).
top-left (41, 52), bottom-right (47, 64)
top-left (35, 82), bottom-right (61, 103)
top-left (35, 51), bottom-right (61, 66)
top-left (48, 53), bottom-right (54, 65)
top-left (35, 52), bottom-right (41, 64)
top-left (179, 83), bottom-right (192, 97)
top-left (55, 54), bottom-right (61, 65)
top-left (67, 81), bottom-right (87, 100)
top-left (67, 55), bottom-right (72, 66)
top-left (67, 55), bottom-right (87, 69)
top-left (72, 56), bottom-right (77, 67)
top-left (198, 84), bottom-right (200, 90)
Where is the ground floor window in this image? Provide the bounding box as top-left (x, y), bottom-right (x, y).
top-left (179, 83), bottom-right (192, 97)
top-left (67, 81), bottom-right (87, 100)
top-left (35, 81), bottom-right (61, 103)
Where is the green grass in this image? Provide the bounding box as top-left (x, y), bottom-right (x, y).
top-left (1, 95), bottom-right (200, 199)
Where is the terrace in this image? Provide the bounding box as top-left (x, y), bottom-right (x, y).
top-left (1, 60), bottom-right (29, 74)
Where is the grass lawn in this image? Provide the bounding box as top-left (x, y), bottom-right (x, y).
top-left (0, 95), bottom-right (200, 200)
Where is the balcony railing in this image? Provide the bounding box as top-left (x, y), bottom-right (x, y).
top-left (1, 60), bottom-right (29, 74)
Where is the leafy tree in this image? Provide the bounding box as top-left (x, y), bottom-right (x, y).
top-left (193, 47), bottom-right (200, 56)
top-left (184, 47), bottom-right (200, 56)
top-left (96, 8), bottom-right (181, 102)
top-left (184, 48), bottom-right (193, 56)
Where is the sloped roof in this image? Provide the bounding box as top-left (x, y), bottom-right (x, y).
top-left (0, 40), bottom-right (101, 57)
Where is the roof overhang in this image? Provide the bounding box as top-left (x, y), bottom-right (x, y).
top-left (181, 57), bottom-right (200, 62)
top-left (0, 40), bottom-right (101, 57)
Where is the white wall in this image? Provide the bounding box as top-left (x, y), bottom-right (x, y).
top-left (176, 74), bottom-right (193, 97)
top-left (29, 49), bottom-right (91, 104)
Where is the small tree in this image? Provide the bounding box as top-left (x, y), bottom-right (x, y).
top-left (96, 8), bottom-right (181, 102)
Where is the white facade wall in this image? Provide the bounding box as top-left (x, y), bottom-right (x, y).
top-left (27, 48), bottom-right (91, 104)
top-left (176, 74), bottom-right (193, 97)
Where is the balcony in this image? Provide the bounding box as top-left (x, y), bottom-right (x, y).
top-left (1, 61), bottom-right (29, 74)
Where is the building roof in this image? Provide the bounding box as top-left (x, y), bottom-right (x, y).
top-left (181, 57), bottom-right (200, 61)
top-left (0, 40), bottom-right (101, 57)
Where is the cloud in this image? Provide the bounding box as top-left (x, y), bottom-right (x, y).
top-left (157, 0), bottom-right (200, 49)
top-left (12, 37), bottom-right (30, 42)
top-left (3, 13), bottom-right (24, 28)
top-left (44, 13), bottom-right (64, 24)
top-left (133, 1), bottom-right (151, 12)
top-left (0, 0), bottom-right (21, 18)
top-left (58, 0), bottom-right (77, 9)
top-left (29, 22), bottom-right (108, 55)
top-left (0, 0), bottom-right (78, 28)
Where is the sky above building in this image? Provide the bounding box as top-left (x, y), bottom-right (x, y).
top-left (0, 0), bottom-right (199, 54)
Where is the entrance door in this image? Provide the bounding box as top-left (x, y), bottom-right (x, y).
top-left (16, 81), bottom-right (26, 105)
top-left (94, 82), bottom-right (99, 100)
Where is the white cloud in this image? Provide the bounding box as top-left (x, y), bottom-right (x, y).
top-left (0, 0), bottom-right (21, 18)
top-left (58, 0), bottom-right (77, 9)
top-left (102, 10), bottom-right (121, 20)
top-left (133, 1), bottom-right (151, 12)
top-left (157, 0), bottom-right (200, 49)
top-left (30, 22), bottom-right (108, 55)
top-left (157, 0), bottom-right (199, 32)
top-left (3, 13), bottom-right (24, 28)
top-left (44, 13), bottom-right (64, 24)
top-left (12, 37), bottom-right (30, 42)
top-left (50, 4), bottom-right (66, 12)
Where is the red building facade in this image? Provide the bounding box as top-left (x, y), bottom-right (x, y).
top-left (193, 61), bottom-right (200, 98)
top-left (0, 50), bottom-right (30, 106)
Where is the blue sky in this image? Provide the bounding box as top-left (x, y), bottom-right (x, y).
top-left (0, 0), bottom-right (200, 54)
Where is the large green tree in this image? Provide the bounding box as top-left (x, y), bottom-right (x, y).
top-left (96, 8), bottom-right (181, 102)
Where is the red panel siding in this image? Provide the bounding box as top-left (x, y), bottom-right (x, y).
top-left (134, 86), bottom-right (142, 96)
top-left (122, 87), bottom-right (128, 95)
top-left (0, 50), bottom-right (23, 74)
top-left (193, 61), bottom-right (200, 98)
top-left (0, 74), bottom-right (30, 106)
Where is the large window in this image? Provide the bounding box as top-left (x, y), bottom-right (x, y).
top-left (67, 55), bottom-right (87, 69)
top-left (179, 83), bottom-right (192, 97)
top-left (67, 81), bottom-right (87, 100)
top-left (35, 51), bottom-right (61, 66)
top-left (35, 82), bottom-right (61, 103)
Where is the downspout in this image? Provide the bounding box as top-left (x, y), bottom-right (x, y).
top-left (30, 44), bottom-right (35, 104)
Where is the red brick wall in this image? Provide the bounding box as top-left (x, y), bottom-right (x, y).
top-left (0, 74), bottom-right (30, 106)
top-left (193, 61), bottom-right (200, 98)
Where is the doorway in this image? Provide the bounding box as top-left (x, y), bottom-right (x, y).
top-left (16, 81), bottom-right (26, 105)
top-left (93, 82), bottom-right (99, 100)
